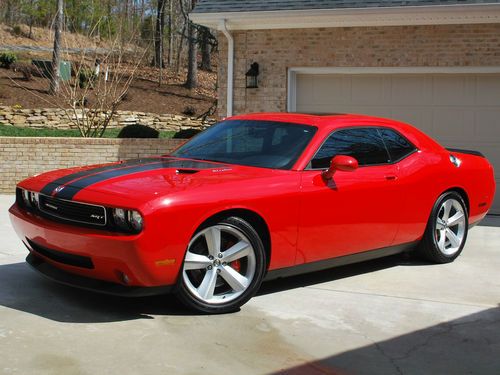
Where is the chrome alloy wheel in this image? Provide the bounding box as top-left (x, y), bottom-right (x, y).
top-left (435, 198), bottom-right (467, 256)
top-left (182, 225), bottom-right (257, 304)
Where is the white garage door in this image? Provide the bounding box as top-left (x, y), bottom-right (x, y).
top-left (294, 72), bottom-right (500, 214)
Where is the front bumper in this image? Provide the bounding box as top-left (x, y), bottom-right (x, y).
top-left (9, 203), bottom-right (182, 289)
top-left (26, 253), bottom-right (172, 297)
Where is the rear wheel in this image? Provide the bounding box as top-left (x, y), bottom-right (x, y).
top-left (177, 217), bottom-right (266, 314)
top-left (418, 191), bottom-right (468, 263)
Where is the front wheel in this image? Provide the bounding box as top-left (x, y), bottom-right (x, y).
top-left (418, 191), bottom-right (468, 263)
top-left (176, 217), bottom-right (267, 314)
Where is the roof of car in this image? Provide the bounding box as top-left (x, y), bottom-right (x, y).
top-left (228, 112), bottom-right (402, 128)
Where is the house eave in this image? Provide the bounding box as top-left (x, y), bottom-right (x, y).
top-left (190, 4), bottom-right (500, 30)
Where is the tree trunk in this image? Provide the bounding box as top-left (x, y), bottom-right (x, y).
top-left (185, 0), bottom-right (197, 89)
top-left (153, 0), bottom-right (166, 67)
top-left (49, 0), bottom-right (63, 95)
top-left (167, 0), bottom-right (173, 66)
top-left (185, 21), bottom-right (197, 88)
top-left (200, 27), bottom-right (211, 71)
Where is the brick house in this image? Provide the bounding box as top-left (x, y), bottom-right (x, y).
top-left (191, 0), bottom-right (500, 214)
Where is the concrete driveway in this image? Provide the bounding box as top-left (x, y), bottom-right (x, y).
top-left (1, 194), bottom-right (499, 375)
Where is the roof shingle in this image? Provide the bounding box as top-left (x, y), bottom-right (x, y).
top-left (193, 0), bottom-right (500, 13)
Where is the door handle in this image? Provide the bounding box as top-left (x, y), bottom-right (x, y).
top-left (385, 175), bottom-right (397, 181)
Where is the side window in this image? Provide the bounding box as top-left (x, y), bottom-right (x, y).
top-left (379, 128), bottom-right (416, 162)
top-left (310, 128), bottom-right (390, 169)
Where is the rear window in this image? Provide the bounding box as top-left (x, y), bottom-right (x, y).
top-left (379, 128), bottom-right (416, 162)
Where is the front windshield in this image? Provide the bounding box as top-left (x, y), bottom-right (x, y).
top-left (172, 120), bottom-right (317, 169)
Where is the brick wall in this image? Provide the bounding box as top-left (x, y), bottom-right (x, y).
top-left (0, 137), bottom-right (186, 193)
top-left (217, 23), bottom-right (500, 117)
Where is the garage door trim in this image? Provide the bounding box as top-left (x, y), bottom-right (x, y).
top-left (287, 66), bottom-right (500, 112)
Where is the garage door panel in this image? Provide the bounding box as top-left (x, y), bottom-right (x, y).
top-left (351, 76), bottom-right (388, 105)
top-left (390, 76), bottom-right (430, 106)
top-left (475, 76), bottom-right (500, 105)
top-left (474, 110), bottom-right (500, 140)
top-left (431, 108), bottom-right (475, 139)
top-left (432, 76), bottom-right (476, 106)
top-left (294, 72), bottom-right (500, 214)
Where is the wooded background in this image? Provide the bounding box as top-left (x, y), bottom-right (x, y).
top-left (0, 0), bottom-right (215, 89)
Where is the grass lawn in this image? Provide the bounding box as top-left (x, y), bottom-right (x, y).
top-left (0, 123), bottom-right (176, 138)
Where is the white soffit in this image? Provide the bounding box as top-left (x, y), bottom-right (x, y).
top-left (190, 4), bottom-right (500, 30)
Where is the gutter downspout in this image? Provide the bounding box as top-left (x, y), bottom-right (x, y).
top-left (219, 20), bottom-right (234, 117)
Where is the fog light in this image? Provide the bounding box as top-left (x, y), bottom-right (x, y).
top-left (118, 271), bottom-right (130, 285)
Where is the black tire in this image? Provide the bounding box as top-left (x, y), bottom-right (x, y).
top-left (417, 191), bottom-right (469, 263)
top-left (176, 216), bottom-right (267, 314)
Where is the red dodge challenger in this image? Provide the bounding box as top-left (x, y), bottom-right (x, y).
top-left (9, 113), bottom-right (496, 313)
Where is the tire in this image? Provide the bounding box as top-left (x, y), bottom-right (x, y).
top-left (176, 216), bottom-right (267, 314)
top-left (418, 191), bottom-right (469, 263)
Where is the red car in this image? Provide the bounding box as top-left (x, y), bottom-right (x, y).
top-left (9, 113), bottom-right (496, 313)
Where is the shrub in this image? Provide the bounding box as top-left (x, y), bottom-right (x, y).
top-left (182, 106), bottom-right (196, 116)
top-left (118, 124), bottom-right (159, 138)
top-left (12, 62), bottom-right (33, 81)
top-left (12, 25), bottom-right (22, 36)
top-left (0, 52), bottom-right (18, 69)
top-left (79, 68), bottom-right (97, 89)
top-left (173, 128), bottom-right (202, 139)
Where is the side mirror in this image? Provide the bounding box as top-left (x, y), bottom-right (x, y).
top-left (322, 155), bottom-right (359, 180)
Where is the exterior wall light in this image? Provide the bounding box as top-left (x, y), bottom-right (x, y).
top-left (245, 62), bottom-right (259, 89)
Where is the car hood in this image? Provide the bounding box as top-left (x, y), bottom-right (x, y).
top-left (24, 157), bottom-right (285, 206)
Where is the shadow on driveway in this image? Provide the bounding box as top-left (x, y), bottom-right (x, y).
top-left (0, 261), bottom-right (190, 322)
top-left (0, 252), bottom-right (422, 323)
top-left (270, 306), bottom-right (500, 375)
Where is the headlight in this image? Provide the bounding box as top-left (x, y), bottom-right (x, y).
top-left (128, 210), bottom-right (143, 232)
top-left (31, 192), bottom-right (40, 208)
top-left (19, 189), bottom-right (39, 208)
top-left (21, 189), bottom-right (32, 207)
top-left (112, 208), bottom-right (143, 233)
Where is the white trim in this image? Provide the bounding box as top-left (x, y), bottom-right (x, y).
top-left (287, 66), bottom-right (500, 112)
top-left (191, 4), bottom-right (500, 30)
top-left (219, 20), bottom-right (234, 118)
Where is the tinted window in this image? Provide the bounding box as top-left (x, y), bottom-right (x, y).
top-left (310, 128), bottom-right (390, 169)
top-left (379, 128), bottom-right (416, 162)
top-left (172, 120), bottom-right (317, 169)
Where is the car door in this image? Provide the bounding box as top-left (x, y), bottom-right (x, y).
top-left (296, 127), bottom-right (402, 264)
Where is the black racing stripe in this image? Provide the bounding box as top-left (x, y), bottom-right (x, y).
top-left (40, 158), bottom-right (161, 196)
top-left (54, 159), bottom-right (223, 200)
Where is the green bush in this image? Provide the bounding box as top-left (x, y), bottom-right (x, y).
top-left (0, 52), bottom-right (18, 69)
top-left (12, 25), bottom-right (22, 36)
top-left (78, 68), bottom-right (97, 89)
top-left (173, 128), bottom-right (202, 139)
top-left (118, 124), bottom-right (160, 138)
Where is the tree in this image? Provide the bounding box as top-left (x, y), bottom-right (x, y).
top-left (199, 26), bottom-right (213, 71)
top-left (152, 0), bottom-right (166, 67)
top-left (49, 0), bottom-right (63, 95)
top-left (184, 0), bottom-right (197, 89)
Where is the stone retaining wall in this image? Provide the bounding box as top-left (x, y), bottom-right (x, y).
top-left (0, 106), bottom-right (213, 131)
top-left (0, 137), bottom-right (186, 193)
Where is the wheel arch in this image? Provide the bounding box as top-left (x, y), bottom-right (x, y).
top-left (443, 187), bottom-right (470, 217)
top-left (195, 208), bottom-right (272, 269)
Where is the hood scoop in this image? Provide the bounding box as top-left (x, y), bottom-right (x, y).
top-left (176, 169), bottom-right (200, 175)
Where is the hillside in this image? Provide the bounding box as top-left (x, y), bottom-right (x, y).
top-left (0, 23), bottom-right (218, 118)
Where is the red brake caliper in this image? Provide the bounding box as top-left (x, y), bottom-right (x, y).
top-left (230, 259), bottom-right (241, 272)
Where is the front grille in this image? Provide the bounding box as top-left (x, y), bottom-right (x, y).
top-left (26, 238), bottom-right (94, 269)
top-left (39, 194), bottom-right (107, 226)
